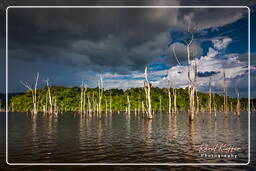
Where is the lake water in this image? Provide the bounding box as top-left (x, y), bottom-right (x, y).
top-left (1, 111), bottom-right (255, 170)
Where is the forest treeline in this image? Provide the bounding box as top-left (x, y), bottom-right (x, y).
top-left (8, 86), bottom-right (249, 112)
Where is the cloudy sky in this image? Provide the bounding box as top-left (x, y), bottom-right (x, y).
top-left (0, 0), bottom-right (256, 98)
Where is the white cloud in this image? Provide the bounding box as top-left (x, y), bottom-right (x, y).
top-left (212, 37), bottom-right (232, 50)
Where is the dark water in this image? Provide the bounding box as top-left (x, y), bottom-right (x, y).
top-left (1, 111), bottom-right (255, 170)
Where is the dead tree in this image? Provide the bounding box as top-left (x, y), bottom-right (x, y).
top-left (53, 96), bottom-right (58, 115)
top-left (144, 67), bottom-right (153, 119)
top-left (87, 95), bottom-right (92, 116)
top-left (142, 101), bottom-right (145, 115)
top-left (45, 79), bottom-right (53, 114)
top-left (105, 99), bottom-right (108, 113)
top-left (20, 72), bottom-right (39, 114)
top-left (168, 87), bottom-right (172, 115)
top-left (167, 71), bottom-right (172, 115)
top-left (188, 61), bottom-right (197, 121)
top-left (92, 92), bottom-right (96, 114)
top-left (127, 95), bottom-right (131, 115)
top-left (208, 77), bottom-right (212, 113)
top-left (196, 90), bottom-right (200, 114)
top-left (235, 87), bottom-right (241, 117)
top-left (80, 81), bottom-right (87, 114)
top-left (173, 88), bottom-right (177, 114)
top-left (80, 81), bottom-right (84, 114)
top-left (98, 75), bottom-right (104, 114)
top-left (109, 92), bottom-right (112, 114)
top-left (171, 15), bottom-right (197, 121)
top-left (222, 72), bottom-right (228, 117)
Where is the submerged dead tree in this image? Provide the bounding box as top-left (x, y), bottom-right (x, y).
top-left (20, 72), bottom-right (39, 114)
top-left (80, 81), bottom-right (87, 114)
top-left (196, 90), bottom-right (200, 114)
top-left (53, 96), bottom-right (58, 115)
top-left (127, 95), bottom-right (131, 115)
top-left (166, 71), bottom-right (172, 115)
top-left (222, 72), bottom-right (228, 117)
top-left (235, 87), bottom-right (240, 117)
top-left (45, 79), bottom-right (53, 114)
top-left (208, 77), bottom-right (212, 113)
top-left (98, 75), bottom-right (104, 114)
top-left (87, 95), bottom-right (92, 116)
top-left (144, 67), bottom-right (153, 119)
top-left (173, 88), bottom-right (177, 114)
top-left (171, 14), bottom-right (198, 121)
top-left (212, 78), bottom-right (217, 119)
top-left (159, 96), bottom-right (162, 112)
top-left (109, 92), bottom-right (112, 114)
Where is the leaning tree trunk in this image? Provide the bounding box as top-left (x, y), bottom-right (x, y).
top-left (144, 67), bottom-right (153, 119)
top-left (20, 72), bottom-right (39, 115)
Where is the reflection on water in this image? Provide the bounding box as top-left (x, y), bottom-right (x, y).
top-left (7, 112), bottom-right (248, 164)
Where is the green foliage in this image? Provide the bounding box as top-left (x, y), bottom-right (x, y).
top-left (9, 86), bottom-right (249, 112)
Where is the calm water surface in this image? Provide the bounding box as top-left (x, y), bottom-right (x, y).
top-left (4, 111), bottom-right (249, 164)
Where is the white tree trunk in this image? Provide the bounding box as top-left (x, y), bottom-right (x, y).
top-left (127, 95), bottom-right (131, 115)
top-left (20, 72), bottom-right (39, 114)
top-left (144, 67), bottom-right (153, 119)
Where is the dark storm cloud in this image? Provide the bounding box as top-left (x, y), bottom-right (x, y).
top-left (4, 1), bottom-right (249, 75)
top-left (6, 7), bottom-right (180, 73)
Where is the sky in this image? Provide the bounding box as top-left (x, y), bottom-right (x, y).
top-left (0, 0), bottom-right (256, 98)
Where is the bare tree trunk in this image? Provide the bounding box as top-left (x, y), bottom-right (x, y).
top-left (80, 82), bottom-right (84, 114)
top-left (98, 75), bottom-right (104, 114)
top-left (189, 85), bottom-right (195, 121)
top-left (213, 93), bottom-right (217, 120)
top-left (53, 96), bottom-right (58, 115)
top-left (80, 81), bottom-right (87, 114)
top-left (105, 99), bottom-right (108, 114)
top-left (196, 90), bottom-right (199, 114)
top-left (109, 92), bottom-right (112, 114)
top-left (187, 34), bottom-right (196, 121)
top-left (222, 72), bottom-right (228, 117)
top-left (236, 88), bottom-right (240, 117)
top-left (92, 92), bottom-right (96, 114)
top-left (168, 88), bottom-right (172, 115)
top-left (127, 95), bottom-right (131, 115)
top-left (173, 88), bottom-right (177, 114)
top-left (208, 77), bottom-right (212, 114)
top-left (45, 79), bottom-right (53, 115)
top-left (144, 67), bottom-right (153, 119)
top-left (20, 72), bottom-right (39, 114)
top-left (142, 101), bottom-right (145, 115)
top-left (87, 95), bottom-right (91, 116)
top-left (83, 84), bottom-right (86, 114)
